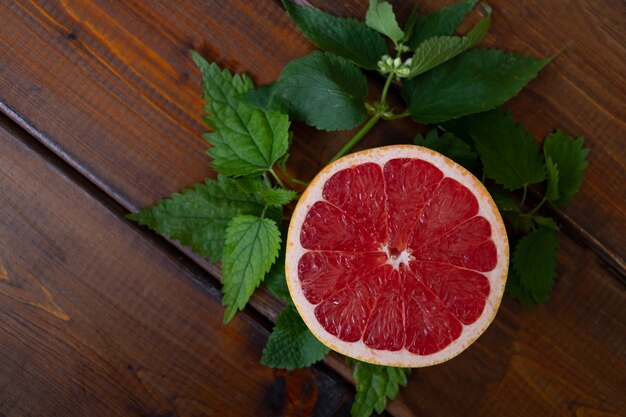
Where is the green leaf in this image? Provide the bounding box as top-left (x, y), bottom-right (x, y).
top-left (264, 243), bottom-right (291, 302)
top-left (407, 0), bottom-right (479, 49)
top-left (229, 176), bottom-right (264, 194)
top-left (533, 216), bottom-right (559, 230)
top-left (487, 186), bottom-right (519, 212)
top-left (505, 236), bottom-right (533, 304)
top-left (222, 215), bottom-right (281, 322)
top-left (127, 176), bottom-right (265, 261)
top-left (545, 155), bottom-right (561, 202)
top-left (454, 109), bottom-right (546, 190)
top-left (192, 51), bottom-right (253, 104)
top-left (192, 51), bottom-right (290, 176)
top-left (414, 129), bottom-right (479, 171)
top-left (283, 1), bottom-right (388, 69)
top-left (261, 304), bottom-right (329, 369)
top-left (259, 186), bottom-right (299, 207)
top-left (407, 10), bottom-right (491, 77)
top-left (402, 6), bottom-right (420, 42)
top-left (505, 268), bottom-right (535, 306)
top-left (352, 362), bottom-right (410, 417)
top-left (543, 130), bottom-right (589, 206)
top-left (511, 227), bottom-right (560, 304)
top-left (244, 82), bottom-right (289, 114)
top-left (365, 0), bottom-right (404, 43)
top-left (246, 51), bottom-right (369, 131)
top-left (402, 49), bottom-right (550, 123)
top-left (503, 210), bottom-right (534, 235)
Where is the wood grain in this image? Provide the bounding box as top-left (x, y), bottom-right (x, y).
top-left (0, 118), bottom-right (354, 417)
top-left (1, 1), bottom-right (624, 262)
top-left (0, 0), bottom-right (625, 416)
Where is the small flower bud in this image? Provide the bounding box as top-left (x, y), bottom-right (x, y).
top-left (393, 57), bottom-right (402, 68)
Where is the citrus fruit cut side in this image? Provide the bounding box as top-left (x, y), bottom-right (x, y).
top-left (286, 145), bottom-right (509, 367)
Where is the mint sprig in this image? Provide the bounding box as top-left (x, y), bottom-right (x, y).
top-left (283, 0), bottom-right (388, 70)
top-left (407, 0), bottom-right (479, 48)
top-left (128, 2), bottom-right (591, 416)
top-left (352, 361), bottom-right (410, 417)
top-left (365, 0), bottom-right (405, 44)
top-left (263, 244), bottom-right (291, 302)
top-left (222, 215), bottom-right (281, 323)
top-left (259, 186), bottom-right (299, 207)
top-left (508, 227), bottom-right (560, 304)
top-left (407, 6), bottom-right (491, 78)
top-left (261, 304), bottom-right (330, 370)
top-left (543, 130), bottom-right (589, 205)
top-left (451, 109), bottom-right (547, 190)
top-left (127, 176), bottom-right (267, 261)
top-left (246, 51), bottom-right (369, 131)
top-left (403, 50), bottom-right (550, 123)
top-left (414, 129), bottom-right (479, 171)
top-left (192, 51), bottom-right (290, 177)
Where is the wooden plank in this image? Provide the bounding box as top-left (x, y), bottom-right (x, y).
top-left (0, 118), bottom-right (354, 417)
top-left (0, 1), bottom-right (625, 416)
top-left (0, 0), bottom-right (624, 264)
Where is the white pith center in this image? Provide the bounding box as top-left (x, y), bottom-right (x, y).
top-left (382, 245), bottom-right (413, 269)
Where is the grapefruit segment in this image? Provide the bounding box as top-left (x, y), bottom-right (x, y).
top-left (411, 217), bottom-right (498, 271)
top-left (409, 262), bottom-right (490, 325)
top-left (362, 267), bottom-right (405, 351)
top-left (322, 162), bottom-right (388, 245)
top-left (407, 177), bottom-right (479, 247)
top-left (384, 158), bottom-right (443, 252)
top-left (298, 251), bottom-right (387, 304)
top-left (313, 264), bottom-right (388, 343)
top-left (300, 201), bottom-right (380, 251)
top-left (402, 267), bottom-right (464, 356)
top-left (286, 145), bottom-right (508, 367)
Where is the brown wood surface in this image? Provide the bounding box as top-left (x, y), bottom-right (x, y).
top-left (1, 0), bottom-right (624, 263)
top-left (1, 0), bottom-right (625, 416)
top-left (0, 118), bottom-right (354, 417)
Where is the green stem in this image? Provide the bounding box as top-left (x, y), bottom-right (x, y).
top-left (269, 168), bottom-right (286, 189)
top-left (520, 185), bottom-right (528, 207)
top-left (262, 172), bottom-right (272, 188)
top-left (330, 113), bottom-right (383, 162)
top-left (384, 111), bottom-right (410, 120)
top-left (380, 70), bottom-right (395, 104)
top-left (526, 195), bottom-right (547, 216)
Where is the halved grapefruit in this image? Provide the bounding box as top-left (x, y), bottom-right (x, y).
top-left (286, 145), bottom-right (508, 367)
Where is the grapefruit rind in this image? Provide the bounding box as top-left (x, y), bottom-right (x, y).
top-left (286, 145), bottom-right (509, 368)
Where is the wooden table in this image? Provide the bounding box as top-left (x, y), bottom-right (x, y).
top-left (1, 1), bottom-right (624, 416)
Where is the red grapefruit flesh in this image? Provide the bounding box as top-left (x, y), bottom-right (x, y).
top-left (286, 145), bottom-right (508, 367)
